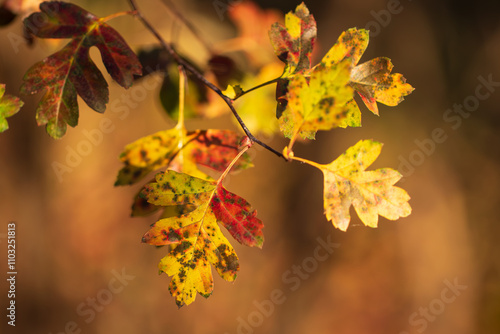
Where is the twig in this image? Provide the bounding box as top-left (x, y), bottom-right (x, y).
top-left (127, 0), bottom-right (284, 159)
top-left (159, 0), bottom-right (213, 53)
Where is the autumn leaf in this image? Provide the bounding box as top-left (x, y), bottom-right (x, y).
top-left (321, 28), bottom-right (414, 116)
top-left (269, 2), bottom-right (316, 118)
top-left (20, 1), bottom-right (142, 138)
top-left (0, 0), bottom-right (42, 26)
top-left (141, 170), bottom-right (264, 306)
top-left (225, 63), bottom-right (282, 135)
top-left (269, 2), bottom-right (316, 77)
top-left (279, 59), bottom-right (353, 142)
top-left (0, 84), bottom-right (24, 133)
top-left (115, 128), bottom-right (252, 185)
top-left (315, 140), bottom-right (411, 231)
top-left (349, 57), bottom-right (414, 115)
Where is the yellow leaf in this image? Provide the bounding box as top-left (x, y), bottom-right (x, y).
top-left (321, 28), bottom-right (414, 116)
top-left (319, 140), bottom-right (411, 231)
top-left (321, 28), bottom-right (369, 67)
top-left (141, 170), bottom-right (264, 307)
top-left (279, 59), bottom-right (353, 140)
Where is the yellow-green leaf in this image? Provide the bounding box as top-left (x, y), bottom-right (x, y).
top-left (279, 59), bottom-right (353, 140)
top-left (115, 128), bottom-right (252, 185)
top-left (141, 170), bottom-right (264, 307)
top-left (321, 28), bottom-right (414, 116)
top-left (319, 140), bottom-right (411, 231)
top-left (0, 84), bottom-right (23, 133)
top-left (233, 63), bottom-right (282, 135)
top-left (321, 28), bottom-right (369, 67)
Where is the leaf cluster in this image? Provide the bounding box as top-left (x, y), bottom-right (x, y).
top-left (0, 1), bottom-right (414, 307)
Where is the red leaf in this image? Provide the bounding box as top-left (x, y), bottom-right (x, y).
top-left (211, 185), bottom-right (264, 248)
top-left (20, 1), bottom-right (142, 138)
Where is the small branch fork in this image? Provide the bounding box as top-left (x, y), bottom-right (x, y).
top-left (127, 0), bottom-right (284, 160)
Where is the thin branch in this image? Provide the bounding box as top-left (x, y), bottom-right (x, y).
top-left (234, 77), bottom-right (280, 100)
top-left (127, 0), bottom-right (284, 159)
top-left (159, 0), bottom-right (213, 53)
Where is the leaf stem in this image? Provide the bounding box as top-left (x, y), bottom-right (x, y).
top-left (217, 143), bottom-right (250, 186)
top-left (290, 155), bottom-right (323, 169)
top-left (101, 10), bottom-right (137, 22)
top-left (234, 77), bottom-right (280, 100)
top-left (127, 0), bottom-right (284, 160)
top-left (159, 0), bottom-right (212, 53)
top-left (175, 65), bottom-right (186, 130)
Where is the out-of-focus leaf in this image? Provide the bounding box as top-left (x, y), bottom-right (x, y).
top-left (115, 128), bottom-right (252, 186)
top-left (268, 2), bottom-right (316, 78)
top-left (20, 1), bottom-right (142, 138)
top-left (231, 63), bottom-right (282, 135)
top-left (0, 84), bottom-right (24, 132)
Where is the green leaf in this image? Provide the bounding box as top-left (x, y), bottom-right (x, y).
top-left (20, 1), bottom-right (142, 138)
top-left (0, 84), bottom-right (23, 133)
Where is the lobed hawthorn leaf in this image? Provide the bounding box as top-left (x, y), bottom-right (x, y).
top-left (269, 2), bottom-right (316, 118)
top-left (279, 59), bottom-right (353, 140)
top-left (141, 170), bottom-right (264, 307)
top-left (20, 1), bottom-right (142, 138)
top-left (318, 139), bottom-right (411, 231)
top-left (321, 28), bottom-right (414, 117)
top-left (269, 2), bottom-right (316, 77)
top-left (349, 57), bottom-right (414, 115)
top-left (0, 84), bottom-right (24, 133)
top-left (115, 128), bottom-right (252, 186)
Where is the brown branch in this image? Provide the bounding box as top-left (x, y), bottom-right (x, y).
top-left (127, 0), bottom-right (284, 159)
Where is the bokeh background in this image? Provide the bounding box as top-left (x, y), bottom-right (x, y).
top-left (1, 0), bottom-right (499, 333)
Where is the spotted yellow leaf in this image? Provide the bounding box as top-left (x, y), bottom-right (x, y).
top-left (319, 140), bottom-right (411, 231)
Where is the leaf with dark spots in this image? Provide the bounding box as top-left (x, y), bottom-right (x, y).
top-left (279, 60), bottom-right (353, 141)
top-left (141, 170), bottom-right (262, 306)
top-left (349, 57), bottom-right (414, 115)
top-left (269, 2), bottom-right (316, 77)
top-left (188, 130), bottom-right (253, 172)
top-left (20, 1), bottom-right (142, 138)
top-left (211, 186), bottom-right (264, 248)
top-left (317, 140), bottom-right (411, 231)
top-left (320, 28), bottom-right (414, 117)
top-left (115, 128), bottom-right (252, 186)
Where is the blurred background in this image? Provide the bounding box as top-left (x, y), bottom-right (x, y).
top-left (1, 0), bottom-right (499, 333)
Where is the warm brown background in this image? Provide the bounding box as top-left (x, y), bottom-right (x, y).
top-left (1, 0), bottom-right (499, 333)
